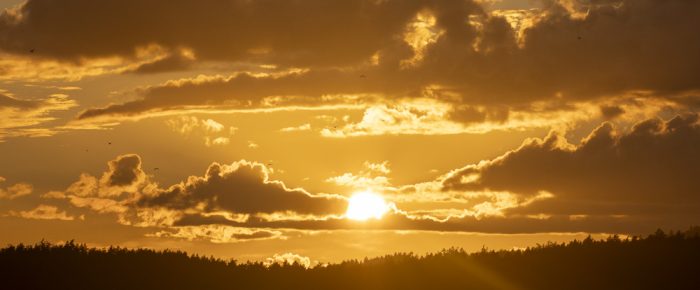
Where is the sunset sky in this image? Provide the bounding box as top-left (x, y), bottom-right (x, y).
top-left (1, 0), bottom-right (699, 263)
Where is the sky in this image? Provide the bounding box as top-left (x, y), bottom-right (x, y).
top-left (1, 0), bottom-right (699, 263)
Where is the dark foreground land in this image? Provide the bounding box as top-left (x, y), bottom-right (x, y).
top-left (2, 229), bottom-right (700, 290)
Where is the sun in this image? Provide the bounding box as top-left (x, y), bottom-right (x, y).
top-left (345, 191), bottom-right (389, 221)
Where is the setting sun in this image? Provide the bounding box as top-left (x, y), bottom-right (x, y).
top-left (1, 0), bottom-right (699, 288)
top-left (345, 191), bottom-right (389, 221)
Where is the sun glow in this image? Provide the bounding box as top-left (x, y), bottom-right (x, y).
top-left (345, 191), bottom-right (389, 221)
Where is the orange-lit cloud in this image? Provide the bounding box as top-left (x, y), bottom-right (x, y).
top-left (137, 160), bottom-right (348, 216)
top-left (326, 161), bottom-right (392, 190)
top-left (0, 92), bottom-right (77, 141)
top-left (0, 177), bottom-right (32, 200)
top-left (7, 204), bottom-right (79, 221)
top-left (441, 114), bottom-right (700, 218)
top-left (264, 252), bottom-right (316, 268)
top-left (35, 0), bottom-right (696, 134)
top-left (148, 225), bottom-right (283, 243)
top-left (165, 116), bottom-right (236, 146)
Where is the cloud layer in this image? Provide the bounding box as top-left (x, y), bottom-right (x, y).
top-left (39, 115), bottom-right (700, 240)
top-left (0, 0), bottom-right (686, 126)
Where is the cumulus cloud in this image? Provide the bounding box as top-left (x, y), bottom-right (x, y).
top-left (138, 160), bottom-right (347, 216)
top-left (43, 154), bottom-right (148, 218)
top-left (440, 114), bottom-right (700, 218)
top-left (49, 154), bottom-right (348, 230)
top-left (105, 154), bottom-right (145, 187)
top-left (0, 177), bottom-right (32, 199)
top-left (264, 253), bottom-right (316, 269)
top-left (40, 114), bottom-right (700, 235)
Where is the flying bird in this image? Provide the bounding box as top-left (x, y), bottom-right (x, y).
top-left (360, 74), bottom-right (366, 78)
top-left (29, 49), bottom-right (35, 53)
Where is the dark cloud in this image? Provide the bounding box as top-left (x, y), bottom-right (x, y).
top-left (149, 225), bottom-right (282, 243)
top-left (442, 114), bottom-right (700, 217)
top-left (129, 54), bottom-right (194, 74)
top-left (0, 94), bottom-right (41, 110)
top-left (173, 208), bottom-right (692, 235)
top-left (57, 0), bottom-right (700, 121)
top-left (600, 105), bottom-right (624, 120)
top-left (77, 70), bottom-right (389, 120)
top-left (105, 154), bottom-right (145, 187)
top-left (138, 160), bottom-right (347, 216)
top-left (0, 0), bottom-right (421, 66)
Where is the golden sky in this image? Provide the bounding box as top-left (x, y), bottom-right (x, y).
top-left (1, 0), bottom-right (699, 263)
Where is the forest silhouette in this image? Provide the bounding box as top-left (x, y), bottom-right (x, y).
top-left (2, 228), bottom-right (700, 290)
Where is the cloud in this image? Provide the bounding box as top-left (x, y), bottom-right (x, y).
top-left (147, 225), bottom-right (283, 243)
top-left (264, 253), bottom-right (316, 268)
top-left (326, 161), bottom-right (392, 190)
top-left (48, 0), bottom-right (699, 131)
top-left (165, 116), bottom-right (228, 135)
top-left (0, 0), bottom-right (421, 65)
top-left (104, 154), bottom-right (145, 187)
top-left (128, 50), bottom-right (195, 74)
top-left (0, 177), bottom-right (32, 199)
top-left (205, 137), bottom-right (230, 147)
top-left (7, 205), bottom-right (78, 221)
top-left (44, 154), bottom-right (149, 216)
top-left (247, 141), bottom-right (259, 149)
top-left (76, 70), bottom-right (380, 121)
top-left (166, 116), bottom-right (236, 146)
top-left (0, 93), bottom-right (41, 109)
top-left (138, 160), bottom-right (348, 216)
top-left (280, 123), bottom-right (311, 132)
top-left (50, 155), bottom-right (347, 228)
top-left (320, 99), bottom-right (468, 137)
top-left (440, 114), bottom-right (700, 218)
top-left (42, 115), bottom-right (700, 235)
top-left (0, 93), bottom-right (78, 141)
top-left (600, 105), bottom-right (625, 120)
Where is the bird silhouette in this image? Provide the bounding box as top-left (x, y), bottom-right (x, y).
top-left (29, 49), bottom-right (35, 53)
top-left (360, 74), bottom-right (366, 78)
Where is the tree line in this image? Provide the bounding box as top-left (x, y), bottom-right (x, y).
top-left (2, 227), bottom-right (700, 289)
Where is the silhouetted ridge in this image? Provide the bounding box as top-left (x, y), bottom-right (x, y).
top-left (2, 228), bottom-right (700, 290)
